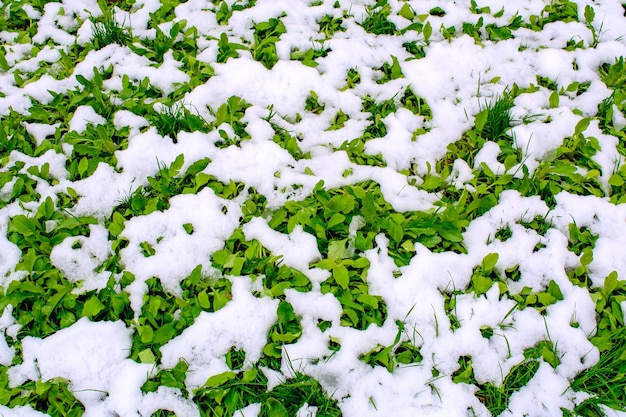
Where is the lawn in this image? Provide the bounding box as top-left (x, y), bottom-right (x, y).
top-left (1, 0), bottom-right (626, 416)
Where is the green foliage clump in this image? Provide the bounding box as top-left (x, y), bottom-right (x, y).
top-left (341, 68), bottom-right (361, 90)
top-left (91, 16), bottom-right (131, 49)
top-left (290, 44), bottom-right (330, 68)
top-left (217, 32), bottom-right (247, 63)
top-left (0, 372), bottom-right (85, 417)
top-left (251, 18), bottom-right (286, 69)
top-left (148, 102), bottom-right (210, 142)
top-left (305, 91), bottom-right (325, 115)
top-left (360, 1), bottom-right (398, 35)
top-left (214, 0), bottom-right (256, 25)
top-left (194, 368), bottom-right (341, 417)
top-left (316, 255), bottom-right (387, 330)
top-left (401, 87), bottom-right (433, 119)
top-left (65, 123), bottom-right (130, 181)
top-left (318, 14), bottom-right (346, 38)
top-left (0, 111), bottom-right (41, 157)
top-left (0, 161), bottom-right (42, 209)
top-left (211, 229), bottom-right (311, 298)
top-left (337, 137), bottom-right (387, 167)
top-left (142, 360), bottom-right (189, 396)
top-left (570, 327), bottom-right (626, 416)
top-left (362, 95), bottom-right (397, 138)
top-left (265, 107), bottom-right (310, 160)
top-left (376, 55), bottom-right (403, 84)
top-left (268, 181), bottom-right (466, 267)
top-left (111, 154), bottom-right (263, 230)
top-left (526, 0), bottom-right (579, 31)
top-left (2, 197), bottom-right (135, 338)
top-left (360, 320), bottom-right (422, 371)
top-left (452, 341), bottom-right (559, 416)
top-left (326, 109), bottom-right (349, 131)
top-left (131, 266), bottom-right (232, 363)
top-left (597, 58), bottom-right (626, 174)
top-left (214, 96), bottom-right (252, 148)
top-left (260, 301), bottom-right (302, 370)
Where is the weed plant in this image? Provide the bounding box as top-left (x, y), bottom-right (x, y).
top-left (360, 1), bottom-right (398, 35)
top-left (193, 367), bottom-right (340, 417)
top-left (479, 91), bottom-right (514, 141)
top-left (251, 18), bottom-right (286, 69)
top-left (91, 16), bottom-right (131, 49)
top-left (148, 102), bottom-right (209, 142)
top-left (569, 327), bottom-right (626, 416)
top-left (318, 14), bottom-right (346, 38)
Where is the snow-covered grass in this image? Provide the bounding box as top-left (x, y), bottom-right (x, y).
top-left (1, 0), bottom-right (626, 416)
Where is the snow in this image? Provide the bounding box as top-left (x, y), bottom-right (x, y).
top-left (68, 105), bottom-right (107, 133)
top-left (1, 0), bottom-right (626, 416)
top-left (160, 276), bottom-right (279, 388)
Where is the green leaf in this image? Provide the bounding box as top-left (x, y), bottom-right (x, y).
top-left (327, 212), bottom-right (346, 229)
top-left (608, 174), bottom-right (624, 187)
top-left (474, 109), bottom-right (488, 132)
top-left (153, 323), bottom-right (175, 344)
top-left (198, 290), bottom-right (211, 309)
top-left (328, 239), bottom-right (349, 261)
top-left (390, 55), bottom-right (403, 79)
top-left (215, 103), bottom-right (228, 126)
top-left (263, 342), bottom-right (282, 358)
top-left (82, 296), bottom-right (104, 317)
top-left (272, 331), bottom-right (300, 343)
top-left (186, 158), bottom-right (211, 176)
top-left (574, 118), bottom-right (590, 136)
top-left (452, 360), bottom-right (474, 384)
top-left (536, 292), bottom-right (556, 306)
top-left (482, 253), bottom-right (499, 272)
top-left (183, 223), bottom-right (194, 234)
top-left (472, 274), bottom-right (492, 295)
top-left (547, 280), bottom-right (564, 301)
top-left (333, 264), bottom-right (350, 290)
top-left (138, 348), bottom-right (156, 364)
top-left (384, 221), bottom-right (401, 243)
top-left (399, 3), bottom-right (415, 20)
top-left (10, 215), bottom-right (37, 236)
top-left (580, 250), bottom-right (593, 266)
top-left (109, 211), bottom-right (125, 238)
top-left (0, 48), bottom-right (9, 71)
top-left (170, 154), bottom-right (185, 176)
top-left (242, 369), bottom-right (258, 382)
top-left (549, 91), bottom-right (559, 108)
top-left (140, 325), bottom-right (154, 343)
top-left (277, 301), bottom-right (295, 324)
top-left (362, 191), bottom-right (377, 221)
top-left (584, 5), bottom-right (595, 24)
top-left (423, 21), bottom-right (432, 43)
top-left (78, 157), bottom-right (89, 176)
top-left (266, 397), bottom-right (289, 417)
top-left (213, 291), bottom-right (229, 311)
top-left (204, 371), bottom-right (236, 388)
top-left (604, 271), bottom-right (619, 295)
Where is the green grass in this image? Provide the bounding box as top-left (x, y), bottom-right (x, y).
top-left (192, 367), bottom-right (341, 417)
top-left (360, 1), bottom-right (398, 35)
top-left (569, 327), bottom-right (626, 416)
top-left (91, 16), bottom-right (131, 49)
top-left (148, 102), bottom-right (210, 142)
top-left (478, 91), bottom-right (515, 141)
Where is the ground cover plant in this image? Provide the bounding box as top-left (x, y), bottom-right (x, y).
top-left (1, 0), bottom-right (626, 416)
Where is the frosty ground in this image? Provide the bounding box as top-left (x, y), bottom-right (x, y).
top-left (1, 0), bottom-right (626, 416)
